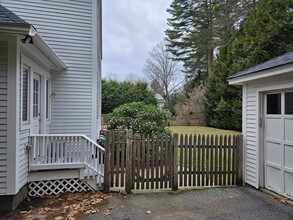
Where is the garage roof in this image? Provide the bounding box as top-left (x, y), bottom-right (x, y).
top-left (228, 51), bottom-right (293, 85)
top-left (228, 51), bottom-right (293, 80)
top-left (0, 4), bottom-right (30, 26)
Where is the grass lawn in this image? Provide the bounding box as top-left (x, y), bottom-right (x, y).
top-left (170, 126), bottom-right (240, 137)
top-left (170, 126), bottom-right (240, 174)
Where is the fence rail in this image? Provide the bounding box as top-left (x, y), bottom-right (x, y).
top-left (103, 131), bottom-right (243, 193)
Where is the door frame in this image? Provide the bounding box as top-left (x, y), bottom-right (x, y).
top-left (21, 54), bottom-right (51, 134)
top-left (259, 92), bottom-right (265, 188)
top-left (259, 88), bottom-right (293, 195)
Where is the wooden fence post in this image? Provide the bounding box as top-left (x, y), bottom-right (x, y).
top-left (125, 130), bottom-right (133, 194)
top-left (103, 130), bottom-right (111, 193)
top-left (172, 133), bottom-right (179, 190)
top-left (236, 134), bottom-right (243, 186)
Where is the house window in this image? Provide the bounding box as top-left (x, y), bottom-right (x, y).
top-left (267, 93), bottom-right (281, 114)
top-left (22, 66), bottom-right (29, 122)
top-left (33, 78), bottom-right (39, 118)
top-left (285, 92), bottom-right (293, 115)
top-left (46, 79), bottom-right (50, 119)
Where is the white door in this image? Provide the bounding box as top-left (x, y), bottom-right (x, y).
top-left (32, 73), bottom-right (41, 134)
top-left (265, 91), bottom-right (293, 199)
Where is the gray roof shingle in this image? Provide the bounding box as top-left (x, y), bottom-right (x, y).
top-left (228, 51), bottom-right (293, 79)
top-left (0, 4), bottom-right (30, 26)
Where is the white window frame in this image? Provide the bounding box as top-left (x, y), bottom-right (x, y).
top-left (20, 54), bottom-right (51, 131)
top-left (20, 64), bottom-right (30, 128)
top-left (20, 62), bottom-right (31, 131)
top-left (46, 78), bottom-right (51, 122)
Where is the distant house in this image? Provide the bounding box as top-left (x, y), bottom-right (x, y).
top-left (155, 93), bottom-right (165, 109)
top-left (228, 51), bottom-right (293, 200)
top-left (0, 1), bottom-right (104, 211)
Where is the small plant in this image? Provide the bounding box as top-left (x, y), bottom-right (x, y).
top-left (97, 134), bottom-right (105, 148)
top-left (108, 102), bottom-right (171, 137)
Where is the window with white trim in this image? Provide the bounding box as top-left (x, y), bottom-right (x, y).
top-left (33, 77), bottom-right (39, 118)
top-left (22, 65), bottom-right (29, 122)
top-left (46, 78), bottom-right (50, 120)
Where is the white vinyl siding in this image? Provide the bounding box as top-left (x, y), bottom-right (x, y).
top-left (18, 130), bottom-right (29, 188)
top-left (245, 84), bottom-right (258, 187)
top-left (0, 41), bottom-right (8, 194)
top-left (2, 0), bottom-right (98, 138)
top-left (245, 73), bottom-right (293, 188)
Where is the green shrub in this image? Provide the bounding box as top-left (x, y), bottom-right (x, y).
top-left (108, 102), bottom-right (171, 137)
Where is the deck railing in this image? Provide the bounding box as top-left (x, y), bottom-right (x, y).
top-left (29, 134), bottom-right (105, 186)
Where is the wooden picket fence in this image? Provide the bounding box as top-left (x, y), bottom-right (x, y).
top-left (103, 130), bottom-right (243, 193)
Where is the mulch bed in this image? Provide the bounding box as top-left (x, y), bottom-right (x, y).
top-left (0, 191), bottom-right (111, 220)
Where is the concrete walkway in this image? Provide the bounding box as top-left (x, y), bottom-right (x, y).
top-left (84, 187), bottom-right (293, 220)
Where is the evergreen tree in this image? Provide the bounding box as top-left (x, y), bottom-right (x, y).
top-left (102, 80), bottom-right (157, 114)
top-left (165, 0), bottom-right (255, 85)
top-left (203, 0), bottom-right (293, 131)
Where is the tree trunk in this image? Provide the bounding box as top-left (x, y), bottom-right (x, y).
top-left (207, 46), bottom-right (213, 76)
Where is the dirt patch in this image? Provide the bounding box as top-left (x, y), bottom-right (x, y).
top-left (0, 191), bottom-right (111, 220)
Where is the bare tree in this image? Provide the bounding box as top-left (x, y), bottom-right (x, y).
top-left (143, 42), bottom-right (183, 106)
top-left (175, 84), bottom-right (205, 125)
top-left (124, 73), bottom-right (147, 83)
top-left (102, 72), bottom-right (120, 81)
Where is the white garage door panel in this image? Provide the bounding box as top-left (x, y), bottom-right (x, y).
top-left (266, 118), bottom-right (282, 140)
top-left (266, 142), bottom-right (282, 166)
top-left (266, 166), bottom-right (282, 193)
top-left (285, 145), bottom-right (293, 170)
top-left (284, 172), bottom-right (293, 197)
top-left (284, 118), bottom-right (293, 142)
top-left (265, 91), bottom-right (293, 200)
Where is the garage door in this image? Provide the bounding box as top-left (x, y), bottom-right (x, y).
top-left (265, 91), bottom-right (293, 199)
top-left (264, 91), bottom-right (293, 198)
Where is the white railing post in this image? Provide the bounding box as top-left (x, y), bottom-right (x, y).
top-left (81, 137), bottom-right (85, 164)
top-left (29, 134), bottom-right (105, 186)
top-left (29, 137), bottom-right (34, 169)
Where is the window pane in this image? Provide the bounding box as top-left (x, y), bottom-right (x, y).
top-left (285, 92), bottom-right (293, 115)
top-left (46, 80), bottom-right (49, 119)
top-left (33, 79), bottom-right (39, 117)
top-left (22, 67), bottom-right (29, 121)
top-left (267, 93), bottom-right (281, 114)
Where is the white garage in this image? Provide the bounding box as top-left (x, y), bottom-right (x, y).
top-left (228, 51), bottom-right (293, 199)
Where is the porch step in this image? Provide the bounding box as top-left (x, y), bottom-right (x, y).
top-left (84, 177), bottom-right (104, 191)
top-left (29, 169), bottom-right (83, 182)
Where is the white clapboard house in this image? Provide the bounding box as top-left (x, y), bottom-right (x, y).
top-left (228, 51), bottom-right (293, 200)
top-left (0, 0), bottom-right (104, 211)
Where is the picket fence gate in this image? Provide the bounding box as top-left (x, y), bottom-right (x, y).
top-left (102, 130), bottom-right (243, 193)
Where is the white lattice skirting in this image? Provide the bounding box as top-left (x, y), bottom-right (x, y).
top-left (29, 178), bottom-right (94, 196)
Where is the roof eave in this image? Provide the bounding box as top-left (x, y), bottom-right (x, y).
top-left (0, 24), bottom-right (66, 70)
top-left (32, 32), bottom-right (67, 70)
top-left (228, 63), bottom-right (293, 85)
top-left (0, 24), bottom-right (31, 35)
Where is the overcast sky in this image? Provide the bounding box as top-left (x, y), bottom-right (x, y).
top-left (102, 0), bottom-right (173, 81)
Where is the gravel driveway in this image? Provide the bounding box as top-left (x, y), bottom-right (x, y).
top-left (84, 187), bottom-right (293, 220)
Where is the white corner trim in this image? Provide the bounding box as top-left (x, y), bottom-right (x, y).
top-left (255, 89), bottom-right (261, 189)
top-left (6, 36), bottom-right (20, 195)
top-left (91, 0), bottom-right (98, 140)
top-left (242, 83), bottom-right (247, 185)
